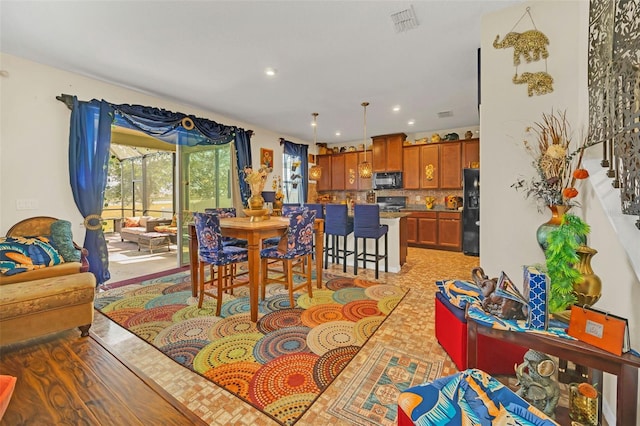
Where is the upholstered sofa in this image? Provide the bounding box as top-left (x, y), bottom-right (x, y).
top-left (0, 217), bottom-right (96, 345)
top-left (115, 216), bottom-right (173, 244)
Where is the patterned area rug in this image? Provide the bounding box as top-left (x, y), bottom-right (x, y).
top-left (327, 343), bottom-right (442, 426)
top-left (95, 270), bottom-right (406, 425)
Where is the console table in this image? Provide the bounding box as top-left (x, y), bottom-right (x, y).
top-left (466, 316), bottom-right (640, 426)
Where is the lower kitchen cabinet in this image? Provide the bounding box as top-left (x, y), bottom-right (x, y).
top-left (406, 210), bottom-right (461, 251)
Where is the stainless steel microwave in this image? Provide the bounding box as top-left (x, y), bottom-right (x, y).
top-left (373, 172), bottom-right (403, 190)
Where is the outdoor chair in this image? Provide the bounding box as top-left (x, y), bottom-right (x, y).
top-left (193, 212), bottom-right (249, 315)
top-left (260, 208), bottom-right (316, 308)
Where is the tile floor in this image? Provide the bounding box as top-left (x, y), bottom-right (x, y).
top-left (98, 237), bottom-right (480, 425)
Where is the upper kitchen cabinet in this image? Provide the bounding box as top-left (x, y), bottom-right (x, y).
top-left (439, 141), bottom-right (462, 189)
top-left (402, 145), bottom-right (421, 189)
top-left (357, 150), bottom-right (373, 190)
top-left (462, 138), bottom-right (480, 169)
top-left (330, 153), bottom-right (346, 190)
top-left (402, 144), bottom-right (439, 189)
top-left (344, 152), bottom-right (359, 191)
top-left (316, 154), bottom-right (332, 191)
top-left (372, 133), bottom-right (406, 172)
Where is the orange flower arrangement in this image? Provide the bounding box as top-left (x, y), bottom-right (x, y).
top-left (512, 110), bottom-right (596, 211)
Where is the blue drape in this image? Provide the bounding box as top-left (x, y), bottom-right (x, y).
top-left (66, 97), bottom-right (252, 285)
top-left (69, 97), bottom-right (114, 285)
top-left (282, 139), bottom-right (309, 203)
top-left (234, 129), bottom-right (253, 205)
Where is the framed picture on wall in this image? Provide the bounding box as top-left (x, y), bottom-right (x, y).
top-left (260, 148), bottom-right (273, 169)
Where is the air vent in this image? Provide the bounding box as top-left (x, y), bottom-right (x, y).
top-left (390, 5), bottom-right (419, 33)
top-left (437, 110), bottom-right (453, 118)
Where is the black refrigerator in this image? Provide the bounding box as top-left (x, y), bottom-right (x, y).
top-left (462, 168), bottom-right (480, 256)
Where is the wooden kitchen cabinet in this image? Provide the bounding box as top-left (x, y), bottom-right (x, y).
top-left (462, 138), bottom-right (480, 169)
top-left (402, 145), bottom-right (421, 189)
top-left (331, 154), bottom-right (345, 190)
top-left (316, 155), bottom-right (332, 191)
top-left (438, 211), bottom-right (462, 250)
top-left (420, 144), bottom-right (440, 189)
top-left (344, 152), bottom-right (359, 191)
top-left (439, 141), bottom-right (462, 189)
top-left (372, 133), bottom-right (406, 172)
top-left (357, 150), bottom-right (373, 190)
top-left (406, 210), bottom-right (461, 251)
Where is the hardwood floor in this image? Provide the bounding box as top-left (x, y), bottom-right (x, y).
top-left (0, 329), bottom-right (206, 425)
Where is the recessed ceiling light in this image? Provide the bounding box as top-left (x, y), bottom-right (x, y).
top-left (393, 105), bottom-right (401, 112)
top-left (335, 131), bottom-right (341, 136)
top-left (408, 120), bottom-right (415, 126)
top-left (265, 67), bottom-right (277, 76)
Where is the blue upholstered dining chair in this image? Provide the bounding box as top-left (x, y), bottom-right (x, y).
top-left (260, 208), bottom-right (316, 308)
top-left (193, 212), bottom-right (249, 315)
top-left (353, 204), bottom-right (388, 279)
top-left (303, 203), bottom-right (324, 259)
top-left (262, 205), bottom-right (308, 248)
top-left (204, 207), bottom-right (248, 247)
top-left (324, 203), bottom-right (354, 273)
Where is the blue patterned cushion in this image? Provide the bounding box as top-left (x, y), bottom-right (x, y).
top-left (435, 279), bottom-right (483, 309)
top-left (0, 236), bottom-right (64, 275)
top-left (49, 219), bottom-right (81, 262)
top-left (261, 209), bottom-right (316, 259)
top-left (194, 212), bottom-right (248, 266)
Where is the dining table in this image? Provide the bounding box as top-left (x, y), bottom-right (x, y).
top-left (188, 216), bottom-right (325, 322)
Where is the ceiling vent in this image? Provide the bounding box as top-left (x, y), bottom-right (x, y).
top-left (390, 5), bottom-right (419, 33)
top-left (437, 110), bottom-right (453, 118)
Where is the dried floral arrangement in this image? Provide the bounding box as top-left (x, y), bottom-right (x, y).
top-left (244, 165), bottom-right (272, 196)
top-left (512, 110), bottom-right (598, 211)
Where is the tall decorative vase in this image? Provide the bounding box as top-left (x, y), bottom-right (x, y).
top-left (572, 244), bottom-right (602, 307)
top-left (536, 205), bottom-right (567, 252)
top-left (248, 194), bottom-right (264, 210)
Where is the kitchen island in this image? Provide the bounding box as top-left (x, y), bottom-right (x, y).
top-left (326, 211), bottom-right (409, 274)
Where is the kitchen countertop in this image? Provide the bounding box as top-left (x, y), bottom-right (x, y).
top-left (402, 204), bottom-right (463, 213)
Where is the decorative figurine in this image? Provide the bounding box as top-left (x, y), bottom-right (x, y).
top-left (512, 72), bottom-right (554, 97)
top-left (493, 29), bottom-right (549, 66)
top-left (515, 349), bottom-right (560, 419)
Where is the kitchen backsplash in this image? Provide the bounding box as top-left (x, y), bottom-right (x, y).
top-left (317, 188), bottom-right (463, 208)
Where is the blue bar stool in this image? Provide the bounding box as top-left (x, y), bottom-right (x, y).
top-left (304, 203), bottom-right (324, 260)
top-left (324, 204), bottom-right (354, 273)
top-left (353, 204), bottom-right (388, 279)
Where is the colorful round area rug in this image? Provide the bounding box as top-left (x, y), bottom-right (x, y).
top-left (95, 271), bottom-right (406, 425)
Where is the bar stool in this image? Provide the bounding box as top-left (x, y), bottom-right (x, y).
top-left (304, 203), bottom-right (324, 260)
top-left (353, 204), bottom-right (388, 279)
top-left (324, 204), bottom-right (354, 273)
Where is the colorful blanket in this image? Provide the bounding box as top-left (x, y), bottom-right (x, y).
top-left (398, 369), bottom-right (559, 425)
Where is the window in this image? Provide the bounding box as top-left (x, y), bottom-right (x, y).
top-left (282, 153), bottom-right (302, 203)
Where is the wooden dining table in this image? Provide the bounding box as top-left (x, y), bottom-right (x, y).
top-left (188, 216), bottom-right (324, 322)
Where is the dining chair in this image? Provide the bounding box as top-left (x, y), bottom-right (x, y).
top-left (260, 208), bottom-right (316, 308)
top-left (193, 212), bottom-right (249, 315)
top-left (204, 207), bottom-right (247, 247)
top-left (324, 203), bottom-right (354, 273)
top-left (303, 203), bottom-right (324, 259)
top-left (262, 205), bottom-right (308, 248)
top-left (353, 204), bottom-right (388, 279)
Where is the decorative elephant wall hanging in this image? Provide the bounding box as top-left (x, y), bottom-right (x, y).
top-left (493, 30), bottom-right (549, 66)
top-left (512, 72), bottom-right (554, 97)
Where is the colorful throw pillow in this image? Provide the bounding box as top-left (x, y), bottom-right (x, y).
top-left (124, 217), bottom-right (140, 227)
top-left (0, 236), bottom-right (63, 276)
top-left (435, 279), bottom-right (483, 309)
top-left (50, 220), bottom-right (81, 262)
top-left (138, 216), bottom-right (155, 227)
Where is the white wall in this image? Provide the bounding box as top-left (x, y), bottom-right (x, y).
top-left (481, 0), bottom-right (638, 422)
top-left (0, 53), bottom-right (310, 240)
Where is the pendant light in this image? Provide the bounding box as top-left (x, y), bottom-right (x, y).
top-left (309, 112), bottom-right (322, 180)
top-left (358, 102), bottom-right (373, 178)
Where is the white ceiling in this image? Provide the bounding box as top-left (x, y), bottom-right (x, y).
top-left (0, 1), bottom-right (520, 144)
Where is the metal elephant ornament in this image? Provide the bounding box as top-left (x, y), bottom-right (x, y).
top-left (493, 30), bottom-right (549, 66)
top-left (513, 72), bottom-right (554, 97)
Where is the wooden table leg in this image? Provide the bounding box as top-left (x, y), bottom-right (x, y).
top-left (189, 224), bottom-right (198, 298)
top-left (247, 234), bottom-right (261, 322)
top-left (315, 220), bottom-right (324, 289)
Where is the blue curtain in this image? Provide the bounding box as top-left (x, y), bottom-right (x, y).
top-left (282, 139), bottom-right (309, 203)
top-left (234, 129), bottom-right (253, 205)
top-left (69, 98), bottom-right (114, 285)
top-left (66, 97), bottom-right (252, 285)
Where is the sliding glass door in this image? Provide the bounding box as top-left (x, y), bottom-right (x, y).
top-left (178, 143), bottom-right (233, 264)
